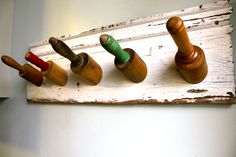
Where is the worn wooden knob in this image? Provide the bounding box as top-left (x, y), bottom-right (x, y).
top-left (166, 16), bottom-right (208, 84)
top-left (1, 55), bottom-right (43, 86)
top-left (49, 37), bottom-right (102, 85)
top-left (100, 34), bottom-right (147, 83)
top-left (25, 52), bottom-right (68, 86)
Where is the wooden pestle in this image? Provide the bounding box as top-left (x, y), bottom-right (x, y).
top-left (100, 34), bottom-right (147, 83)
top-left (1, 55), bottom-right (43, 86)
top-left (49, 37), bottom-right (102, 85)
top-left (166, 16), bottom-right (208, 83)
top-left (25, 52), bottom-right (68, 86)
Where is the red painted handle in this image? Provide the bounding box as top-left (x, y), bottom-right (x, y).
top-left (25, 52), bottom-right (49, 71)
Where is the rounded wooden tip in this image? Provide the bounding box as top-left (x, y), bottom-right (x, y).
top-left (1, 55), bottom-right (8, 63)
top-left (100, 34), bottom-right (109, 43)
top-left (166, 16), bottom-right (184, 34)
top-left (1, 55), bottom-right (15, 66)
top-left (49, 37), bottom-right (58, 46)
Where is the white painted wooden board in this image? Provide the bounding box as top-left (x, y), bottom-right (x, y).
top-left (27, 0), bottom-right (235, 104)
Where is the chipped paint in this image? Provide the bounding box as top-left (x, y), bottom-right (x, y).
top-left (187, 89), bottom-right (208, 93)
top-left (27, 0), bottom-right (235, 104)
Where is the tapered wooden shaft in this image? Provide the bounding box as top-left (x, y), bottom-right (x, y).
top-left (166, 16), bottom-right (193, 56)
top-left (1, 55), bottom-right (25, 73)
top-left (1, 55), bottom-right (43, 86)
top-left (100, 34), bottom-right (130, 64)
top-left (166, 16), bottom-right (208, 84)
top-left (49, 37), bottom-right (83, 65)
top-left (25, 52), bottom-right (49, 71)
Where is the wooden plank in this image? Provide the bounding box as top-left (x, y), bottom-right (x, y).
top-left (27, 0), bottom-right (235, 104)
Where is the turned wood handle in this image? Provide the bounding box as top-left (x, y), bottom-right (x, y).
top-left (166, 16), bottom-right (193, 55)
top-left (25, 52), bottom-right (49, 71)
top-left (49, 37), bottom-right (83, 64)
top-left (1, 55), bottom-right (25, 73)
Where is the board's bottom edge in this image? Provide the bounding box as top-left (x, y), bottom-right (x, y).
top-left (26, 96), bottom-right (236, 105)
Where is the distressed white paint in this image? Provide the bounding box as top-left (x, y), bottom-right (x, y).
top-left (27, 0), bottom-right (235, 104)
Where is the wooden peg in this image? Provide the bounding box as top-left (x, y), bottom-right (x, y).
top-left (166, 16), bottom-right (208, 83)
top-left (100, 34), bottom-right (147, 83)
top-left (49, 37), bottom-right (102, 85)
top-left (1, 55), bottom-right (25, 73)
top-left (25, 52), bottom-right (68, 86)
top-left (1, 55), bottom-right (43, 86)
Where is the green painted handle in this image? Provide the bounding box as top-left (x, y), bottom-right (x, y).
top-left (100, 34), bottom-right (130, 64)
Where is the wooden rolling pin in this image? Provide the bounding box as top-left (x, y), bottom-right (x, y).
top-left (25, 52), bottom-right (68, 86)
top-left (100, 34), bottom-right (147, 83)
top-left (166, 16), bottom-right (208, 84)
top-left (1, 55), bottom-right (43, 86)
top-left (49, 37), bottom-right (102, 85)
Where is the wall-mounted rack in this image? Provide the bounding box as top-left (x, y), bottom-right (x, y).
top-left (27, 0), bottom-right (235, 104)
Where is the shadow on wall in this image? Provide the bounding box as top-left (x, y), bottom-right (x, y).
top-left (0, 98), bottom-right (8, 103)
top-left (0, 0), bottom-right (45, 155)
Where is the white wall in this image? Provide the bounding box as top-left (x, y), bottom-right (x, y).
top-left (0, 0), bottom-right (14, 97)
top-left (0, 0), bottom-right (236, 157)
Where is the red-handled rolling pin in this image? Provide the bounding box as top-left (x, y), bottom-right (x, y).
top-left (25, 52), bottom-right (68, 86)
top-left (1, 55), bottom-right (43, 86)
